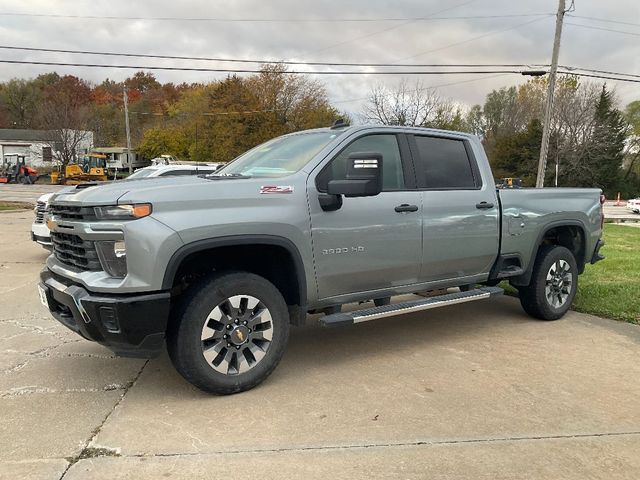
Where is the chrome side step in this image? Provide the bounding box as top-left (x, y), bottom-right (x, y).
top-left (319, 286), bottom-right (503, 327)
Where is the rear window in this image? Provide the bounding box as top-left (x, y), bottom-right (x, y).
top-left (413, 136), bottom-right (478, 189)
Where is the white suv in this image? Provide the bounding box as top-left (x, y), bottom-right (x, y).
top-left (31, 193), bottom-right (54, 248)
top-left (126, 163), bottom-right (221, 179)
top-left (627, 198), bottom-right (640, 214)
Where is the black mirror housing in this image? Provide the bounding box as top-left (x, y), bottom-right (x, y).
top-left (327, 152), bottom-right (383, 197)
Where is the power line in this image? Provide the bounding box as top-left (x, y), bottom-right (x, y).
top-left (299, 0), bottom-right (479, 58)
top-left (566, 14), bottom-right (640, 29)
top-left (0, 45), bottom-right (544, 68)
top-left (564, 22), bottom-right (640, 37)
top-left (397, 15), bottom-right (552, 62)
top-left (3, 57), bottom-right (640, 83)
top-left (0, 11), bottom-right (551, 23)
top-left (0, 59), bottom-right (527, 75)
top-left (332, 72), bottom-right (512, 104)
top-left (561, 66), bottom-right (640, 80)
top-left (557, 70), bottom-right (640, 83)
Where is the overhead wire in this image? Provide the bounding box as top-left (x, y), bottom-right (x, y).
top-left (396, 15), bottom-right (552, 61)
top-left (0, 45), bottom-right (544, 69)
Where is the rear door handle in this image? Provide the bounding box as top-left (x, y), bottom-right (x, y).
top-left (394, 204), bottom-right (419, 213)
top-left (476, 202), bottom-right (494, 209)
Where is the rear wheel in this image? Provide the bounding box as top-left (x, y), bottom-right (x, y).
top-left (168, 272), bottom-right (290, 394)
top-left (518, 245), bottom-right (577, 320)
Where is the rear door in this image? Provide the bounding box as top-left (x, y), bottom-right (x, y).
top-left (408, 133), bottom-right (499, 283)
top-left (308, 132), bottom-right (422, 299)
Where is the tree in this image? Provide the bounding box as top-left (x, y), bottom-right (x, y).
top-left (39, 75), bottom-right (93, 166)
top-left (578, 86), bottom-right (626, 195)
top-left (490, 119), bottom-right (543, 185)
top-left (623, 100), bottom-right (640, 182)
top-left (0, 79), bottom-right (41, 128)
top-left (361, 79), bottom-right (448, 127)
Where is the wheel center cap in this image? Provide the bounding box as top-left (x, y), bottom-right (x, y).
top-left (230, 325), bottom-right (250, 345)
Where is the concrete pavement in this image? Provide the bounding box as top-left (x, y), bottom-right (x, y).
top-left (1, 210), bottom-right (639, 479)
top-left (0, 183), bottom-right (64, 204)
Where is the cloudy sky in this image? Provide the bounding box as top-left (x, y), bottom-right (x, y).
top-left (0, 0), bottom-right (638, 115)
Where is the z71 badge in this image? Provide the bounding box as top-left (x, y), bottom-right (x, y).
top-left (260, 185), bottom-right (294, 194)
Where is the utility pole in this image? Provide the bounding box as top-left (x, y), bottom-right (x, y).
top-left (123, 87), bottom-right (133, 175)
top-left (536, 0), bottom-right (567, 188)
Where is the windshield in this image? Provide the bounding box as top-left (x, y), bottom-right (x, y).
top-left (127, 168), bottom-right (157, 179)
top-left (215, 131), bottom-right (341, 178)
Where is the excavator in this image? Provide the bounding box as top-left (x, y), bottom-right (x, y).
top-left (50, 153), bottom-right (109, 185)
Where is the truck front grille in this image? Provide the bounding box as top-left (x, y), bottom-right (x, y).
top-left (35, 201), bottom-right (47, 224)
top-left (51, 232), bottom-right (102, 271)
top-left (49, 204), bottom-right (97, 222)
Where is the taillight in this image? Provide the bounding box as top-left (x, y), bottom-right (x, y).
top-left (599, 193), bottom-right (606, 229)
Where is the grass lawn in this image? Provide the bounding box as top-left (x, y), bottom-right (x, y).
top-left (0, 202), bottom-right (31, 211)
top-left (504, 224), bottom-right (639, 324)
top-left (573, 224), bottom-right (639, 324)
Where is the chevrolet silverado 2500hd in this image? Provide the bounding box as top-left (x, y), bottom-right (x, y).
top-left (38, 124), bottom-right (605, 394)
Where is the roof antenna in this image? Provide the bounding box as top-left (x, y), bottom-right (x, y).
top-left (331, 118), bottom-right (349, 129)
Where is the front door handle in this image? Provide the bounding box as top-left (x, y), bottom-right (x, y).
top-left (394, 204), bottom-right (419, 213)
top-left (476, 202), bottom-right (494, 209)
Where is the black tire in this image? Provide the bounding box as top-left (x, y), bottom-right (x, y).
top-left (518, 245), bottom-right (578, 321)
top-left (167, 271), bottom-right (290, 395)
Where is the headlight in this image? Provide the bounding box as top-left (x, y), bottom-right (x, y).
top-left (94, 204), bottom-right (152, 220)
top-left (96, 240), bottom-right (127, 277)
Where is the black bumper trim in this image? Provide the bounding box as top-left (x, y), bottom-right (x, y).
top-left (40, 269), bottom-right (170, 358)
top-left (590, 239), bottom-right (605, 264)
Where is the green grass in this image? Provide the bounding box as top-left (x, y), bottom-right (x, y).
top-left (502, 224), bottom-right (640, 324)
top-left (0, 202), bottom-right (31, 211)
top-left (573, 225), bottom-right (639, 324)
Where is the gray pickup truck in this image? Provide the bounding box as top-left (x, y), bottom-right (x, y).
top-left (38, 124), bottom-right (605, 394)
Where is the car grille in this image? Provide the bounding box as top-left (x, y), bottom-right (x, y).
top-left (51, 232), bottom-right (102, 271)
top-left (49, 204), bottom-right (97, 222)
top-left (35, 201), bottom-right (47, 224)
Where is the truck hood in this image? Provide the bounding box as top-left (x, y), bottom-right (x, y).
top-left (49, 175), bottom-right (300, 207)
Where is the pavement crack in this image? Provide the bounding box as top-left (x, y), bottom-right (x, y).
top-left (58, 359), bottom-right (148, 479)
top-left (111, 430), bottom-right (640, 459)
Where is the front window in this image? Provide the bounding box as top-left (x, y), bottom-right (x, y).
top-left (215, 131), bottom-right (342, 178)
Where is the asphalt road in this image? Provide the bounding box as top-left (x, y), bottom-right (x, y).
top-left (1, 210), bottom-right (639, 479)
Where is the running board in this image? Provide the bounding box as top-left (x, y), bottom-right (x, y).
top-left (320, 286), bottom-right (504, 327)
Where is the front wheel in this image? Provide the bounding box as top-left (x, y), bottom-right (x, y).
top-left (167, 272), bottom-right (290, 394)
top-left (518, 245), bottom-right (578, 321)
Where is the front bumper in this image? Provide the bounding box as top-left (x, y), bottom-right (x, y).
top-left (39, 269), bottom-right (171, 358)
top-left (31, 222), bottom-right (52, 247)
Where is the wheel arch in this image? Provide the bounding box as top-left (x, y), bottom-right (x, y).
top-left (510, 220), bottom-right (587, 287)
top-left (163, 235), bottom-right (307, 310)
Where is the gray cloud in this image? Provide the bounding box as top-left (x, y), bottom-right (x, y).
top-left (0, 0), bottom-right (638, 116)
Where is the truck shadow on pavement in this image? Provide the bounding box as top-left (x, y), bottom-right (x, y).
top-left (138, 296), bottom-right (533, 397)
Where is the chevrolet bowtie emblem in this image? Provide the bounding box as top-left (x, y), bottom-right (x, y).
top-left (236, 330), bottom-right (245, 342)
top-left (46, 218), bottom-right (57, 231)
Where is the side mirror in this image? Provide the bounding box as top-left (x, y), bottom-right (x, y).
top-left (327, 152), bottom-right (383, 198)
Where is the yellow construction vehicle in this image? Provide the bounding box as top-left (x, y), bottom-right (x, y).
top-left (51, 153), bottom-right (109, 185)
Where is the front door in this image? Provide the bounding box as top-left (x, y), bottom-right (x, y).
top-left (308, 133), bottom-right (422, 300)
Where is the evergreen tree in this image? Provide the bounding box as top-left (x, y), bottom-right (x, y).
top-left (581, 86), bottom-right (626, 195)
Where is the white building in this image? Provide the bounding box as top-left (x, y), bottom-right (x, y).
top-left (0, 128), bottom-right (94, 167)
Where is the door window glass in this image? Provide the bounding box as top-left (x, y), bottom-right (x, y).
top-left (317, 134), bottom-right (404, 191)
top-left (413, 136), bottom-right (477, 189)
